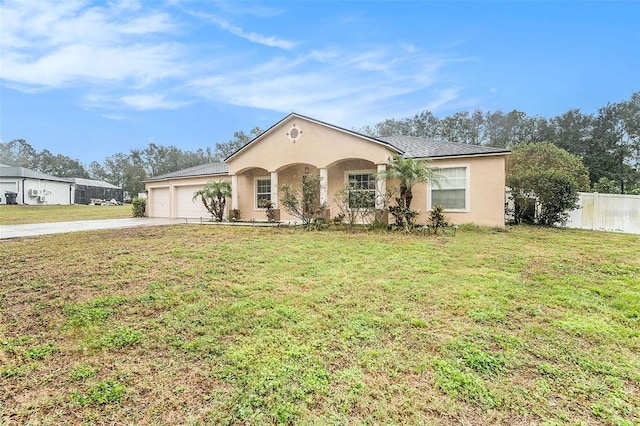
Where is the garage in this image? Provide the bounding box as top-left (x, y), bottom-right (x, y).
top-left (175, 185), bottom-right (211, 219)
top-left (143, 163), bottom-right (230, 218)
top-left (148, 187), bottom-right (170, 218)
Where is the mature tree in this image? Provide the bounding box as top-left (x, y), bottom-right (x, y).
top-left (507, 143), bottom-right (590, 225)
top-left (586, 94), bottom-right (640, 193)
top-left (213, 127), bottom-right (263, 161)
top-left (440, 111), bottom-right (484, 145)
top-left (88, 161), bottom-right (108, 181)
top-left (35, 149), bottom-right (90, 178)
top-left (132, 144), bottom-right (182, 177)
top-left (377, 154), bottom-right (438, 231)
top-left (548, 109), bottom-right (594, 157)
top-left (192, 180), bottom-right (232, 221)
top-left (122, 164), bottom-right (147, 196)
top-left (484, 110), bottom-right (537, 148)
top-left (0, 139), bottom-right (90, 177)
top-left (0, 139), bottom-right (38, 167)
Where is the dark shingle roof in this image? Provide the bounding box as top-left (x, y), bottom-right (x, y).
top-left (145, 162), bottom-right (229, 182)
top-left (378, 136), bottom-right (510, 159)
top-left (0, 165), bottom-right (72, 182)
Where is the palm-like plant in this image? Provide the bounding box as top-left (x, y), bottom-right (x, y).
top-left (192, 180), bottom-right (232, 221)
top-left (377, 154), bottom-right (438, 230)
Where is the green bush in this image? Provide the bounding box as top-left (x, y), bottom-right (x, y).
top-left (507, 143), bottom-right (588, 226)
top-left (131, 196), bottom-right (146, 217)
top-left (428, 205), bottom-right (449, 234)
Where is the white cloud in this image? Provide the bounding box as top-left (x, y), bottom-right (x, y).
top-left (188, 47), bottom-right (457, 126)
top-left (192, 12), bottom-right (297, 50)
top-left (0, 0), bottom-right (182, 90)
top-left (0, 0), bottom-right (465, 122)
top-left (121, 94), bottom-right (190, 110)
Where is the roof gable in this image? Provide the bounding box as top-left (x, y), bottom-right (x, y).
top-left (225, 113), bottom-right (400, 162)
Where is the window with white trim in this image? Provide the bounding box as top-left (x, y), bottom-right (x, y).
top-left (255, 178), bottom-right (271, 208)
top-left (431, 167), bottom-right (468, 210)
top-left (347, 172), bottom-right (376, 209)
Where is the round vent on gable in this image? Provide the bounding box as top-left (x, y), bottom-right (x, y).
top-left (287, 124), bottom-right (303, 143)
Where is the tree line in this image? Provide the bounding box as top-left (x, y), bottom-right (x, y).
top-left (358, 91), bottom-right (639, 194)
top-left (0, 127), bottom-right (262, 197)
top-left (1, 92), bottom-right (637, 197)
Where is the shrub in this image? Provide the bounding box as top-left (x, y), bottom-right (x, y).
top-left (507, 143), bottom-right (588, 226)
top-left (131, 196), bottom-right (146, 217)
top-left (259, 199), bottom-right (276, 221)
top-left (230, 209), bottom-right (241, 221)
top-left (279, 173), bottom-right (327, 228)
top-left (428, 205), bottom-right (449, 235)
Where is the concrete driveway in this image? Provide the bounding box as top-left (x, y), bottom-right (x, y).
top-left (0, 218), bottom-right (184, 240)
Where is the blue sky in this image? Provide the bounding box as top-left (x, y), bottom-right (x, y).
top-left (1, 0), bottom-right (638, 165)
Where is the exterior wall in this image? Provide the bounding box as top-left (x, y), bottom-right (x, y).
top-left (420, 155), bottom-right (507, 227)
top-left (227, 116), bottom-right (392, 174)
top-left (1, 178), bottom-right (72, 205)
top-left (146, 176), bottom-right (231, 218)
top-left (565, 192), bottom-right (640, 234)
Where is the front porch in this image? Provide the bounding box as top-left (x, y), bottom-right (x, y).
top-left (229, 159), bottom-right (387, 223)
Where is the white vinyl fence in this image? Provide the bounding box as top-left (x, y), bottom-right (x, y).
top-left (564, 192), bottom-right (640, 234)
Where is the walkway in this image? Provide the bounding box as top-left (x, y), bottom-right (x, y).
top-left (0, 218), bottom-right (184, 240)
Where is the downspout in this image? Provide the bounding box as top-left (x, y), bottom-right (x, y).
top-left (69, 184), bottom-right (73, 204)
top-left (22, 178), bottom-right (26, 204)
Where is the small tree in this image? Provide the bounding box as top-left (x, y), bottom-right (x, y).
top-left (192, 180), bottom-right (232, 221)
top-left (333, 185), bottom-right (360, 230)
top-left (333, 184), bottom-right (378, 231)
top-left (507, 143), bottom-right (588, 225)
top-left (279, 173), bottom-right (326, 227)
top-left (377, 154), bottom-right (438, 231)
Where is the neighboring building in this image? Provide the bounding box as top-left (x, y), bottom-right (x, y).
top-left (145, 113), bottom-right (511, 227)
top-left (67, 177), bottom-right (124, 205)
top-left (0, 164), bottom-right (74, 205)
top-left (0, 163), bottom-right (122, 205)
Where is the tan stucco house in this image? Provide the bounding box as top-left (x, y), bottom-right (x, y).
top-left (145, 113), bottom-right (510, 227)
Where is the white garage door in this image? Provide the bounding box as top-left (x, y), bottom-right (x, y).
top-left (149, 187), bottom-right (170, 218)
top-left (175, 185), bottom-right (210, 219)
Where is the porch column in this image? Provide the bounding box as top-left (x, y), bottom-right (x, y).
top-left (376, 164), bottom-right (386, 209)
top-left (231, 174), bottom-right (238, 210)
top-left (319, 167), bottom-right (328, 205)
top-left (270, 171), bottom-right (278, 207)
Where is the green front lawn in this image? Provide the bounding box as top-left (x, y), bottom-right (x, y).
top-left (1, 225), bottom-right (638, 424)
top-left (0, 204), bottom-right (132, 225)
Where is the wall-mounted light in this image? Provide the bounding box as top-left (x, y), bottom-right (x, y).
top-left (304, 166), bottom-right (310, 174)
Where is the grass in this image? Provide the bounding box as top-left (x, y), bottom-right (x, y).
top-left (0, 204), bottom-right (132, 225)
top-left (0, 224), bottom-right (638, 425)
